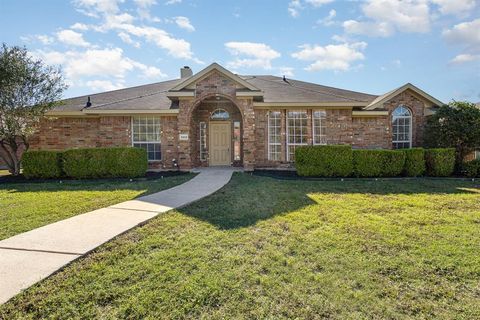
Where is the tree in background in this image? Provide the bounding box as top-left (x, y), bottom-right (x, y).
top-left (0, 44), bottom-right (66, 175)
top-left (424, 101), bottom-right (480, 169)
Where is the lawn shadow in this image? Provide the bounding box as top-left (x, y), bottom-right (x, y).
top-left (0, 172), bottom-right (195, 197)
top-left (178, 173), bottom-right (479, 230)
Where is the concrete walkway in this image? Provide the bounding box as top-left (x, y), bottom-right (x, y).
top-left (0, 168), bottom-right (235, 304)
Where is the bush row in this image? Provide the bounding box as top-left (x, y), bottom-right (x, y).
top-left (295, 145), bottom-right (456, 177)
top-left (22, 147), bottom-right (148, 179)
top-left (463, 159), bottom-right (480, 177)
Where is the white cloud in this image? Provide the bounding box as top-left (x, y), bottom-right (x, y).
top-left (118, 32), bottom-right (141, 48)
top-left (85, 79), bottom-right (125, 91)
top-left (72, 0), bottom-right (201, 62)
top-left (292, 41), bottom-right (367, 72)
top-left (443, 18), bottom-right (480, 49)
top-left (70, 23), bottom-right (90, 31)
top-left (343, 0), bottom-right (431, 37)
top-left (37, 35), bottom-right (55, 45)
top-left (450, 54), bottom-right (480, 64)
top-left (318, 9), bottom-right (337, 26)
top-left (165, 0), bottom-right (181, 4)
top-left (343, 20), bottom-right (394, 37)
top-left (134, 0), bottom-right (160, 21)
top-left (73, 0), bottom-right (123, 16)
top-left (431, 0), bottom-right (476, 16)
top-left (443, 18), bottom-right (480, 64)
top-left (34, 47), bottom-right (166, 81)
top-left (173, 16), bottom-right (195, 32)
top-left (289, 0), bottom-right (334, 17)
top-left (56, 29), bottom-right (91, 47)
top-left (305, 0), bottom-right (334, 7)
top-left (288, 0), bottom-right (302, 18)
top-left (225, 42), bottom-right (281, 69)
top-left (278, 67), bottom-right (295, 77)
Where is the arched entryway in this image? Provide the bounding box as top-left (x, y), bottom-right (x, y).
top-left (189, 95), bottom-right (244, 167)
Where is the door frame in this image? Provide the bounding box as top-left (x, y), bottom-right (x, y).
top-left (208, 120), bottom-right (231, 166)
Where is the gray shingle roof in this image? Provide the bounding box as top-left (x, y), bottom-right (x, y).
top-left (55, 75), bottom-right (379, 112)
top-left (243, 76), bottom-right (378, 103)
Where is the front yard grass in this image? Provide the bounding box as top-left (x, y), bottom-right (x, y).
top-left (0, 174), bottom-right (195, 240)
top-left (1, 174), bottom-right (479, 319)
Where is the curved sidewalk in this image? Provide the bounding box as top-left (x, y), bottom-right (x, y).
top-left (0, 168), bottom-right (234, 304)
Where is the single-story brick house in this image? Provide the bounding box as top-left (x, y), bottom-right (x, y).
top-left (21, 62), bottom-right (472, 170)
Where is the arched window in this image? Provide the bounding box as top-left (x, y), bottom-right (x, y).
top-left (392, 105), bottom-right (412, 149)
top-left (210, 108), bottom-right (230, 120)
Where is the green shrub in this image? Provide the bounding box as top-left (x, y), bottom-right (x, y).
top-left (63, 147), bottom-right (147, 179)
top-left (352, 149), bottom-right (405, 177)
top-left (295, 145), bottom-right (353, 177)
top-left (402, 148), bottom-right (426, 177)
top-left (462, 159), bottom-right (480, 177)
top-left (425, 148), bottom-right (456, 177)
top-left (22, 150), bottom-right (63, 179)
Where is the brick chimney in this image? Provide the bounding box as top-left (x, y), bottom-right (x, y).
top-left (180, 66), bottom-right (193, 79)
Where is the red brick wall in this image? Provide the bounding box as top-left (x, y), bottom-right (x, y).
top-left (352, 116), bottom-right (390, 149)
top-left (383, 89), bottom-right (426, 147)
top-left (177, 71), bottom-right (256, 170)
top-left (30, 116), bottom-right (131, 150)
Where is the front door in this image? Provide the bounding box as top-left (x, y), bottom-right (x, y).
top-left (209, 122), bottom-right (231, 166)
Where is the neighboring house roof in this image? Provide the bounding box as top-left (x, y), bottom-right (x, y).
top-left (51, 63), bottom-right (442, 114)
top-left (364, 83), bottom-right (444, 110)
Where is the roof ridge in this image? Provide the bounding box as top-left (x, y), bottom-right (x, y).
top-left (252, 76), bottom-right (374, 103)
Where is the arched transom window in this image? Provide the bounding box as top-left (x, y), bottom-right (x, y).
top-left (210, 108), bottom-right (230, 120)
top-left (392, 105), bottom-right (412, 149)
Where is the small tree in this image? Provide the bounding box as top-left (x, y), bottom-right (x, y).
top-left (0, 44), bottom-right (66, 175)
top-left (424, 101), bottom-right (480, 169)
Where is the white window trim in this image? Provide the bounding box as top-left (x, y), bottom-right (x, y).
top-left (131, 116), bottom-right (162, 161)
top-left (392, 106), bottom-right (413, 149)
top-left (267, 111), bottom-right (281, 161)
top-left (199, 122), bottom-right (207, 161)
top-left (475, 150), bottom-right (480, 160)
top-left (312, 110), bottom-right (327, 145)
top-left (286, 110), bottom-right (308, 162)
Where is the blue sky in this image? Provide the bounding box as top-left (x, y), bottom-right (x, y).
top-left (1, 0), bottom-right (479, 102)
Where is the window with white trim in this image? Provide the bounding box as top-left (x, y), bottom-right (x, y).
top-left (132, 116), bottom-right (161, 161)
top-left (392, 106), bottom-right (412, 149)
top-left (199, 122), bottom-right (207, 161)
top-left (475, 150), bottom-right (480, 160)
top-left (268, 111), bottom-right (281, 161)
top-left (210, 108), bottom-right (230, 120)
top-left (313, 110), bottom-right (327, 145)
top-left (287, 110), bottom-right (308, 161)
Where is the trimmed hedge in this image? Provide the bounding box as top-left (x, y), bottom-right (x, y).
top-left (402, 148), bottom-right (426, 177)
top-left (425, 148), bottom-right (456, 177)
top-left (352, 150), bottom-right (405, 177)
top-left (296, 145), bottom-right (353, 177)
top-left (63, 147), bottom-right (147, 179)
top-left (463, 159), bottom-right (480, 177)
top-left (22, 150), bottom-right (63, 179)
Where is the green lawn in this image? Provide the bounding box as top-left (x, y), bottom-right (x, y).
top-left (1, 174), bottom-right (479, 319)
top-left (0, 174), bottom-right (195, 240)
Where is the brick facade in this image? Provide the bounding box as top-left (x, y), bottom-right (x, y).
top-left (20, 74), bottom-right (433, 172)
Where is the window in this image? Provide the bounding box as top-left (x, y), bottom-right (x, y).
top-left (199, 122), bottom-right (207, 161)
top-left (287, 110), bottom-right (308, 161)
top-left (392, 106), bottom-right (412, 149)
top-left (268, 111), bottom-right (282, 161)
top-left (132, 116), bottom-right (161, 161)
top-left (475, 150), bottom-right (480, 160)
top-left (233, 121), bottom-right (241, 161)
top-left (313, 110), bottom-right (327, 145)
top-left (210, 108), bottom-right (229, 120)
